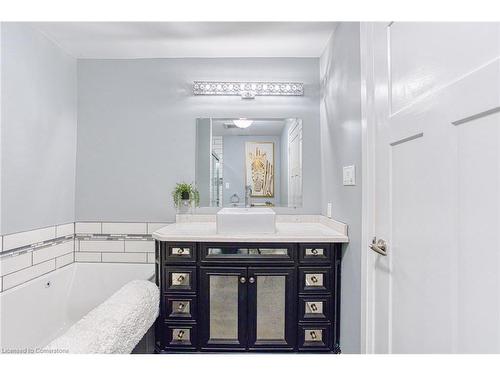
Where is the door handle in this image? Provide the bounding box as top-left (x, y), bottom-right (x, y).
top-left (240, 277), bottom-right (246, 284)
top-left (370, 237), bottom-right (387, 256)
top-left (249, 277), bottom-right (255, 284)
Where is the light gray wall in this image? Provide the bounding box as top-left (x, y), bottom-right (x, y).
top-left (222, 135), bottom-right (281, 206)
top-left (76, 58), bottom-right (321, 222)
top-left (320, 23), bottom-right (362, 353)
top-left (1, 23), bottom-right (77, 234)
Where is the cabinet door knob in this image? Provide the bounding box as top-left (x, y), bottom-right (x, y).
top-left (240, 277), bottom-right (246, 284)
top-left (249, 277), bottom-right (255, 284)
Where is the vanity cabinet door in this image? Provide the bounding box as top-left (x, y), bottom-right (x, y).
top-left (199, 267), bottom-right (248, 350)
top-left (247, 267), bottom-right (296, 350)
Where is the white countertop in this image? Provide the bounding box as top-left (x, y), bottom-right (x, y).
top-left (152, 215), bottom-right (348, 243)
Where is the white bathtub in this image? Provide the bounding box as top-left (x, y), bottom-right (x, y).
top-left (0, 262), bottom-right (154, 352)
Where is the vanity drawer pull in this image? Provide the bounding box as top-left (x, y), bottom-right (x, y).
top-left (172, 247), bottom-right (190, 255)
top-left (172, 300), bottom-right (191, 314)
top-left (163, 243), bottom-right (196, 263)
top-left (305, 273), bottom-right (324, 286)
top-left (305, 248), bottom-right (325, 256)
top-left (164, 324), bottom-right (197, 349)
top-left (170, 327), bottom-right (192, 344)
top-left (300, 245), bottom-right (331, 263)
top-left (301, 297), bottom-right (331, 321)
top-left (164, 267), bottom-right (196, 293)
top-left (305, 329), bottom-right (323, 342)
top-left (299, 324), bottom-right (331, 350)
top-left (166, 295), bottom-right (196, 319)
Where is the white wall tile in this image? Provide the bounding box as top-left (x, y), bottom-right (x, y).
top-left (75, 252), bottom-right (101, 262)
top-left (0, 252), bottom-right (32, 276)
top-left (2, 259), bottom-right (56, 290)
top-left (0, 237), bottom-right (3, 253)
top-left (56, 223), bottom-right (74, 237)
top-left (125, 240), bottom-right (154, 253)
top-left (75, 222), bottom-right (102, 234)
top-left (79, 240), bottom-right (124, 252)
top-left (32, 241), bottom-right (74, 265)
top-left (147, 253), bottom-right (156, 264)
top-left (0, 277), bottom-right (2, 292)
top-left (56, 252), bottom-right (74, 268)
top-left (101, 252), bottom-right (147, 263)
top-left (147, 222), bottom-right (169, 234)
top-left (102, 222), bottom-right (147, 234)
top-left (3, 226), bottom-right (56, 251)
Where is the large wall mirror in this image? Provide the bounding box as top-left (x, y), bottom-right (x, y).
top-left (196, 118), bottom-right (303, 208)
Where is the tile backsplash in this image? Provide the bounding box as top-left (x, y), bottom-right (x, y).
top-left (0, 221), bottom-right (169, 292)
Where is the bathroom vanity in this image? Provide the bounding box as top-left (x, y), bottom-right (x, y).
top-left (153, 214), bottom-right (348, 353)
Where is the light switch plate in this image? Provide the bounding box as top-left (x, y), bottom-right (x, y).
top-left (343, 165), bottom-right (356, 186)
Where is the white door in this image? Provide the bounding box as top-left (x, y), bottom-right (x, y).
top-left (362, 22), bottom-right (500, 353)
top-left (288, 119), bottom-right (303, 207)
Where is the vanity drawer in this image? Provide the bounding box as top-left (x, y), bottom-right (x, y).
top-left (200, 242), bottom-right (296, 263)
top-left (162, 242), bottom-right (197, 264)
top-left (163, 266), bottom-right (197, 294)
top-left (299, 244), bottom-right (332, 264)
top-left (298, 323), bottom-right (332, 351)
top-left (161, 322), bottom-right (198, 351)
top-left (299, 296), bottom-right (332, 322)
top-left (164, 294), bottom-right (197, 320)
top-left (299, 267), bottom-right (332, 294)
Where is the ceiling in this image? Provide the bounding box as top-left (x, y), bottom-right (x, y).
top-left (212, 119), bottom-right (286, 136)
top-left (31, 22), bottom-right (336, 59)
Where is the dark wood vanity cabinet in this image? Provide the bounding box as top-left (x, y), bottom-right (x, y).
top-left (155, 241), bottom-right (342, 353)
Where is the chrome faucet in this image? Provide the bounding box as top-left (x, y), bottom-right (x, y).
top-left (245, 185), bottom-right (252, 207)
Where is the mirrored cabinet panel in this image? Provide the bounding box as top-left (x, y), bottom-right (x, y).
top-left (256, 275), bottom-right (286, 341)
top-left (209, 275), bottom-right (239, 340)
top-left (248, 267), bottom-right (296, 350)
top-left (200, 268), bottom-right (248, 350)
top-left (201, 243), bottom-right (295, 263)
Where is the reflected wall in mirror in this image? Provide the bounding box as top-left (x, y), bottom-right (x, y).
top-left (195, 118), bottom-right (303, 208)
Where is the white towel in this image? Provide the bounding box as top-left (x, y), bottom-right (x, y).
top-left (45, 280), bottom-right (159, 354)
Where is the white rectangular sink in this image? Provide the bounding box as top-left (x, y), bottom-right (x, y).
top-left (216, 207), bottom-right (276, 234)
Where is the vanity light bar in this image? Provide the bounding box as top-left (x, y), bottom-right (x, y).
top-left (193, 81), bottom-right (304, 97)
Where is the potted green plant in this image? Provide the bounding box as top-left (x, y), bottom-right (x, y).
top-left (172, 183), bottom-right (200, 213)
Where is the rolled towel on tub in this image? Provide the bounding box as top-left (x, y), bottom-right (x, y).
top-left (45, 280), bottom-right (159, 354)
